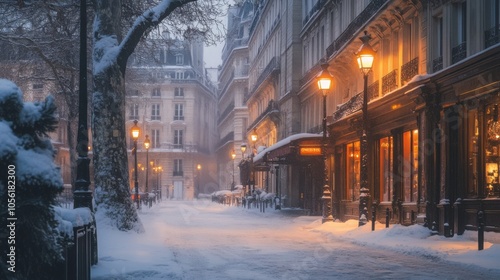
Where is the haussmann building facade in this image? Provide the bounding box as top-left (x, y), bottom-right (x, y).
top-left (221, 0), bottom-right (500, 235)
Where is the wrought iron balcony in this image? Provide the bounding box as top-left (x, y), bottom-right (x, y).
top-left (332, 92), bottom-right (363, 122)
top-left (326, 0), bottom-right (389, 57)
top-left (485, 24), bottom-right (500, 48)
top-left (368, 80), bottom-right (379, 102)
top-left (382, 70), bottom-right (398, 95)
top-left (401, 57), bottom-right (419, 84)
top-left (432, 56), bottom-right (443, 72)
top-left (451, 41), bottom-right (466, 64)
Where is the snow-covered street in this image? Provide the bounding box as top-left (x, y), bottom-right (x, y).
top-left (91, 200), bottom-right (500, 280)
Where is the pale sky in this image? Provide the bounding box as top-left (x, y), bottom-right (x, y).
top-left (204, 43), bottom-right (224, 68)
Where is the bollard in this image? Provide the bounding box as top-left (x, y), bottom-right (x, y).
top-left (385, 208), bottom-right (390, 228)
top-left (478, 210), bottom-right (484, 251)
top-left (371, 207), bottom-right (376, 231)
top-left (263, 201), bottom-right (265, 213)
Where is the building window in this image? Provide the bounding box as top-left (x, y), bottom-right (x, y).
top-left (346, 141), bottom-right (360, 201)
top-left (467, 108), bottom-right (479, 197)
top-left (173, 159), bottom-right (183, 176)
top-left (176, 54), bottom-right (184, 65)
top-left (451, 2), bottom-right (467, 64)
top-left (174, 104), bottom-right (184, 120)
top-left (403, 130), bottom-right (419, 202)
top-left (129, 104), bottom-right (139, 120)
top-left (379, 137), bottom-right (393, 202)
top-left (175, 71), bottom-right (184, 79)
top-left (151, 104), bottom-right (161, 120)
top-left (484, 0), bottom-right (500, 47)
top-left (151, 129), bottom-right (160, 148)
top-left (485, 104), bottom-right (500, 197)
top-left (432, 15), bottom-right (444, 72)
top-left (152, 88), bottom-right (161, 98)
top-left (174, 130), bottom-right (183, 148)
top-left (175, 87), bottom-right (184, 97)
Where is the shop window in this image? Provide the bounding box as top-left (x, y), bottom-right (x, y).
top-left (467, 109), bottom-right (479, 197)
top-left (346, 141), bottom-right (360, 201)
top-left (486, 104), bottom-right (500, 197)
top-left (379, 137), bottom-right (393, 202)
top-left (403, 130), bottom-right (419, 202)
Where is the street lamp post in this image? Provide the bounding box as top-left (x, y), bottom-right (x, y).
top-left (356, 31), bottom-right (375, 226)
top-left (317, 60), bottom-right (334, 223)
top-left (156, 165), bottom-right (162, 199)
top-left (131, 120), bottom-right (140, 209)
top-left (73, 0), bottom-right (92, 211)
top-left (144, 135), bottom-right (150, 194)
top-left (196, 164), bottom-right (202, 199)
top-left (231, 150), bottom-right (236, 191)
top-left (240, 143), bottom-right (247, 195)
top-left (250, 130), bottom-right (257, 195)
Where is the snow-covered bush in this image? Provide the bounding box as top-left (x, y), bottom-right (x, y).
top-left (0, 79), bottom-right (65, 279)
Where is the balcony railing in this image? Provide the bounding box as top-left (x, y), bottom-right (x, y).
top-left (218, 103), bottom-right (235, 124)
top-left (368, 80), bottom-right (379, 101)
top-left (326, 0), bottom-right (389, 57)
top-left (485, 24), bottom-right (500, 48)
top-left (382, 70), bottom-right (398, 95)
top-left (299, 62), bottom-right (322, 87)
top-left (401, 57), bottom-right (419, 84)
top-left (332, 92), bottom-right (363, 122)
top-left (248, 56), bottom-right (280, 101)
top-left (248, 99), bottom-right (280, 130)
top-left (217, 131), bottom-right (234, 149)
top-left (451, 41), bottom-right (466, 64)
top-left (433, 56), bottom-right (443, 72)
top-left (173, 171), bottom-right (183, 176)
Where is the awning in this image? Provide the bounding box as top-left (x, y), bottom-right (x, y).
top-left (253, 133), bottom-right (323, 164)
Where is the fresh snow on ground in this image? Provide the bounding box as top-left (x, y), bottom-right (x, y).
top-left (91, 200), bottom-right (500, 279)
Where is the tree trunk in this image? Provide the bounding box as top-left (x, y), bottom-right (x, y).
top-left (91, 0), bottom-right (143, 232)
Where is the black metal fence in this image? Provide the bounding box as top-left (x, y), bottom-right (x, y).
top-left (59, 218), bottom-right (97, 280)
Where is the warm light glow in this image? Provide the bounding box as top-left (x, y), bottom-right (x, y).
top-left (241, 144), bottom-right (247, 154)
top-left (251, 130), bottom-right (258, 143)
top-left (131, 120), bottom-right (140, 140)
top-left (300, 147), bottom-right (322, 156)
top-left (316, 61), bottom-right (333, 91)
top-left (356, 31), bottom-right (375, 75)
top-left (391, 104), bottom-right (401, 110)
top-left (197, 164), bottom-right (202, 171)
top-left (144, 135), bottom-right (150, 150)
top-left (231, 150), bottom-right (236, 160)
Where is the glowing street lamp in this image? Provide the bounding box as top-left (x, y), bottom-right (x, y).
top-left (131, 120), bottom-right (140, 209)
top-left (196, 164), bottom-right (202, 199)
top-left (231, 150), bottom-right (236, 190)
top-left (144, 135), bottom-right (150, 195)
top-left (355, 31), bottom-right (375, 226)
top-left (316, 60), bottom-right (334, 223)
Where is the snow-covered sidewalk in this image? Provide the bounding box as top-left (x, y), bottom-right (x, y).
top-left (91, 200), bottom-right (500, 279)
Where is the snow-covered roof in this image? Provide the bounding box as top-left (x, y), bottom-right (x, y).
top-left (253, 133), bottom-right (322, 163)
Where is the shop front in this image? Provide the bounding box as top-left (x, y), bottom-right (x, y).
top-left (253, 134), bottom-right (325, 215)
top-left (329, 85), bottom-right (421, 225)
top-left (329, 46), bottom-right (500, 234)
